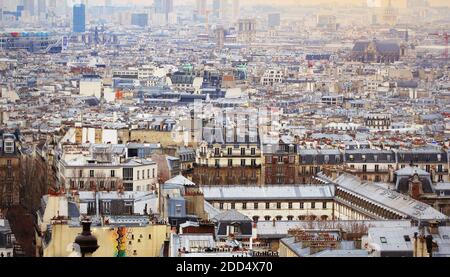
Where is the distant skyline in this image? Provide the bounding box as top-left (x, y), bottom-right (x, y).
top-left (79, 0), bottom-right (450, 7)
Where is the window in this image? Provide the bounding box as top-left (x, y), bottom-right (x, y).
top-left (79, 181), bottom-right (84, 189)
top-left (276, 216), bottom-right (282, 221)
top-left (242, 203), bottom-right (247, 210)
top-left (265, 202), bottom-right (270, 209)
top-left (137, 170), bottom-right (140, 180)
top-left (215, 148), bottom-right (220, 156)
top-left (123, 168), bottom-right (133, 181)
top-left (241, 159), bottom-right (246, 166)
top-left (287, 215), bottom-right (294, 221)
top-left (231, 203), bottom-right (235, 209)
top-left (426, 165), bottom-right (431, 172)
top-left (110, 181), bottom-right (116, 190)
top-left (254, 203), bottom-right (258, 209)
top-left (241, 148), bottom-right (245, 156)
top-left (288, 202), bottom-right (293, 209)
top-left (215, 159), bottom-right (220, 167)
top-left (264, 216), bottom-right (271, 221)
top-left (6, 159), bottom-right (12, 166)
top-left (110, 170), bottom-right (115, 177)
top-left (152, 168), bottom-right (155, 178)
top-left (380, 237), bottom-right (387, 243)
top-left (99, 181), bottom-right (105, 189)
top-left (89, 170), bottom-right (94, 177)
top-left (438, 165), bottom-right (443, 173)
top-left (300, 202), bottom-right (304, 209)
top-left (311, 202), bottom-right (315, 209)
top-left (228, 159), bottom-right (233, 167)
top-left (362, 165), bottom-right (367, 172)
top-left (251, 148), bottom-right (256, 155)
top-left (228, 148), bottom-right (232, 155)
top-left (219, 203), bottom-right (224, 210)
top-left (404, 235), bottom-right (411, 242)
top-left (289, 156), bottom-right (295, 164)
top-left (102, 201), bottom-right (111, 214)
top-left (276, 202), bottom-right (281, 209)
top-left (253, 216), bottom-right (259, 222)
top-left (375, 165), bottom-right (379, 172)
top-left (79, 170), bottom-right (83, 178)
top-left (147, 169), bottom-right (150, 179)
top-left (149, 234), bottom-right (152, 239)
top-left (322, 202), bottom-right (327, 209)
top-left (251, 159), bottom-right (256, 166)
top-left (124, 183), bottom-right (133, 191)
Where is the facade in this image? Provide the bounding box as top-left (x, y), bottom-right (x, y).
top-left (0, 132), bottom-right (20, 208)
top-left (364, 113), bottom-right (392, 130)
top-left (194, 129), bottom-right (262, 186)
top-left (268, 13), bottom-right (281, 28)
top-left (57, 144), bottom-right (158, 192)
top-left (202, 185), bottom-right (335, 222)
top-left (73, 4), bottom-right (86, 33)
top-left (344, 149), bottom-right (395, 182)
top-left (263, 137), bottom-right (297, 184)
top-left (0, 31), bottom-right (61, 53)
top-left (261, 69), bottom-right (284, 86)
top-left (298, 149), bottom-right (343, 183)
top-left (351, 41), bottom-right (400, 63)
top-left (0, 217), bottom-right (15, 257)
top-left (35, 194), bottom-right (169, 257)
top-left (131, 13), bottom-right (148, 27)
top-left (79, 75), bottom-right (102, 99)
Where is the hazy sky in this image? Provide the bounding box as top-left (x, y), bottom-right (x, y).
top-left (86, 0), bottom-right (450, 7)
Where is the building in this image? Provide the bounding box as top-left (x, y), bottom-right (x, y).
top-left (0, 132), bottom-right (20, 208)
top-left (73, 4), bottom-right (86, 33)
top-left (202, 185), bottom-right (335, 222)
top-left (364, 113), bottom-right (392, 130)
top-left (351, 40), bottom-right (400, 63)
top-left (396, 148), bottom-right (448, 183)
top-left (195, 0), bottom-right (207, 16)
top-left (57, 144), bottom-right (158, 192)
top-left (0, 216), bottom-right (16, 257)
top-left (237, 19), bottom-right (256, 43)
top-left (344, 149), bottom-right (395, 182)
top-left (298, 149), bottom-right (343, 184)
top-left (0, 31), bottom-right (61, 53)
top-left (193, 124), bottom-right (262, 186)
top-left (267, 13), bottom-right (281, 28)
top-left (79, 75), bottom-right (102, 99)
top-left (330, 173), bottom-right (448, 222)
top-left (131, 13), bottom-right (148, 27)
top-left (263, 136), bottom-right (297, 184)
top-left (261, 69), bottom-right (284, 86)
top-left (35, 194), bottom-right (169, 257)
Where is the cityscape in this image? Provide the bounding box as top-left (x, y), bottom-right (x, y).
top-left (1, 0), bottom-right (450, 259)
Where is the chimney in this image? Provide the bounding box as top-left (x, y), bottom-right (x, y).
top-left (409, 174), bottom-right (423, 199)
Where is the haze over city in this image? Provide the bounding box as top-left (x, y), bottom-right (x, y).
top-left (1, 0), bottom-right (450, 264)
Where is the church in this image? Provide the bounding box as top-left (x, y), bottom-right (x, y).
top-left (351, 40), bottom-right (400, 63)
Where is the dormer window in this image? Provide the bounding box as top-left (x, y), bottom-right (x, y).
top-left (437, 154), bottom-right (442, 162)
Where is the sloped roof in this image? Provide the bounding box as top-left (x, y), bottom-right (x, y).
top-left (213, 209), bottom-right (251, 222)
top-left (165, 175), bottom-right (196, 187)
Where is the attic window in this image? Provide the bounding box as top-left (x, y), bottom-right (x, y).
top-left (404, 235), bottom-right (411, 242)
top-left (380, 237), bottom-right (387, 243)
